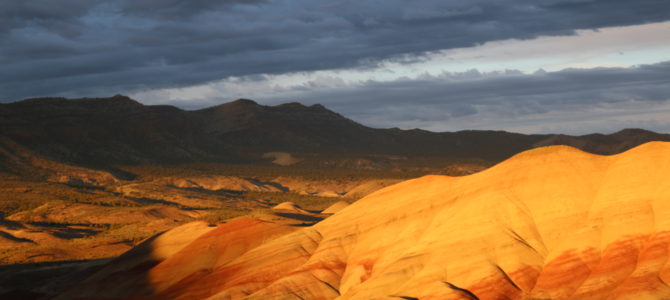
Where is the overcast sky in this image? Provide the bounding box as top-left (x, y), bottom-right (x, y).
top-left (1, 0), bottom-right (669, 134)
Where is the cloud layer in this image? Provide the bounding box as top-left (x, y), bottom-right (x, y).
top-left (2, 0), bottom-right (670, 100)
top-left (133, 61), bottom-right (670, 134)
top-left (323, 62), bottom-right (670, 134)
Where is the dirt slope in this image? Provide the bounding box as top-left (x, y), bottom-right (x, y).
top-left (61, 142), bottom-right (670, 299)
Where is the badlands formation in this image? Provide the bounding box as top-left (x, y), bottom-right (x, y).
top-left (62, 142), bottom-right (670, 299)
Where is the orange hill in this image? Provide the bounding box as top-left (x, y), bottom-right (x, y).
top-left (60, 142), bottom-right (670, 299)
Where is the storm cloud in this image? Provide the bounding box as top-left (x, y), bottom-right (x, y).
top-left (1, 0), bottom-right (670, 100)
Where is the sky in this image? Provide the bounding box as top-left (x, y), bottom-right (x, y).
top-left (1, 0), bottom-right (669, 134)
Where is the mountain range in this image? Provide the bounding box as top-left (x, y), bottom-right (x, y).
top-left (1, 95), bottom-right (668, 171)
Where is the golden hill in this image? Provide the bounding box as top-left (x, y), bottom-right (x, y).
top-left (60, 142), bottom-right (670, 299)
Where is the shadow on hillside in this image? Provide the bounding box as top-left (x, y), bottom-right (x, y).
top-left (0, 258), bottom-right (112, 299)
top-left (243, 177), bottom-right (289, 192)
top-left (274, 212), bottom-right (323, 222)
top-left (0, 231), bottom-right (35, 243)
top-left (0, 214), bottom-right (25, 229)
top-left (28, 233), bottom-right (167, 300)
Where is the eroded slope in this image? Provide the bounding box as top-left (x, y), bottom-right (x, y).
top-left (63, 142), bottom-right (670, 299)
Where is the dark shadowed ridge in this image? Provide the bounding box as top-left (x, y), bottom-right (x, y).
top-left (1, 95), bottom-right (668, 169)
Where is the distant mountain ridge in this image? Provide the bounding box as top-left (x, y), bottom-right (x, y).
top-left (1, 95), bottom-right (669, 169)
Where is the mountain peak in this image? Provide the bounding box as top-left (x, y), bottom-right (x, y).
top-left (101, 94), bottom-right (144, 107)
top-left (198, 98), bottom-right (261, 114)
top-left (274, 102), bottom-right (335, 114)
top-left (229, 98), bottom-right (259, 106)
top-left (611, 128), bottom-right (655, 136)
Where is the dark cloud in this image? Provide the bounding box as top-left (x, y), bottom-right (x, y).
top-left (118, 0), bottom-right (266, 19)
top-left (1, 0), bottom-right (669, 101)
top-left (0, 1), bottom-right (97, 36)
